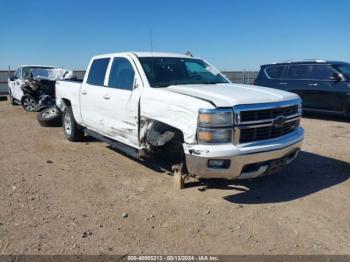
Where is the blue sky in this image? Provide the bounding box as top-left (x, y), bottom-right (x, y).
top-left (1, 0), bottom-right (349, 70)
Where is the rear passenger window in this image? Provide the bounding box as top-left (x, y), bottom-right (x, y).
top-left (108, 58), bottom-right (135, 90)
top-left (287, 65), bottom-right (312, 79)
top-left (265, 66), bottom-right (286, 79)
top-left (311, 65), bottom-right (334, 80)
top-left (87, 58), bottom-right (110, 86)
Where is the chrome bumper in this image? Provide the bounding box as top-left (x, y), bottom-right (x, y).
top-left (184, 128), bottom-right (304, 179)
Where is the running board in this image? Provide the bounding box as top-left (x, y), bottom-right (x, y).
top-left (85, 129), bottom-right (140, 159)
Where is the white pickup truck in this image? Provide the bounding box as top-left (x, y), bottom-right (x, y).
top-left (56, 52), bottom-right (304, 188)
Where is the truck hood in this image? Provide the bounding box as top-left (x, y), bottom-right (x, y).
top-left (165, 83), bottom-right (299, 107)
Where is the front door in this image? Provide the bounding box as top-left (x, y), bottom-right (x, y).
top-left (306, 64), bottom-right (339, 111)
top-left (329, 81), bottom-right (350, 112)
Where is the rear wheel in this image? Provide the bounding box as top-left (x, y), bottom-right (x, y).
top-left (63, 106), bottom-right (84, 141)
top-left (21, 95), bottom-right (38, 112)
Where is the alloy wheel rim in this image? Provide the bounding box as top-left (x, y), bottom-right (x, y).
top-left (23, 97), bottom-right (36, 111)
top-left (64, 112), bottom-right (72, 136)
top-left (42, 108), bottom-right (57, 119)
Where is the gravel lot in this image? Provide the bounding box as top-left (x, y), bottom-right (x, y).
top-left (0, 100), bottom-right (349, 255)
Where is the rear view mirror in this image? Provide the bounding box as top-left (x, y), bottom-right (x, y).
top-left (9, 75), bottom-right (16, 81)
top-left (330, 72), bottom-right (342, 82)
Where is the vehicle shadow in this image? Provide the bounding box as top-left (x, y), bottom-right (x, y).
top-left (106, 146), bottom-right (169, 173)
top-left (105, 145), bottom-right (350, 204)
top-left (302, 112), bottom-right (349, 123)
top-left (188, 151), bottom-right (350, 204)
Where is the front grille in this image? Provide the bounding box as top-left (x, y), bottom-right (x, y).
top-left (240, 105), bottom-right (298, 122)
top-left (239, 120), bottom-right (299, 143)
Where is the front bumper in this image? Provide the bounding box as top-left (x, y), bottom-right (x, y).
top-left (183, 128), bottom-right (304, 179)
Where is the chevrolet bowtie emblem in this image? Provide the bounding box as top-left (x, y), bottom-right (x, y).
top-left (272, 116), bottom-right (287, 128)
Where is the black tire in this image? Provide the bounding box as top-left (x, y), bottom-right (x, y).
top-left (62, 106), bottom-right (84, 142)
top-left (37, 107), bottom-right (62, 127)
top-left (21, 95), bottom-right (38, 112)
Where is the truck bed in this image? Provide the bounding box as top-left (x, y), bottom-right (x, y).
top-left (60, 78), bottom-right (83, 83)
top-left (55, 80), bottom-right (82, 118)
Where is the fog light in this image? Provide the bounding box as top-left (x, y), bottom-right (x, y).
top-left (208, 159), bottom-right (230, 169)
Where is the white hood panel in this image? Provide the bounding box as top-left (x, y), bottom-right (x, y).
top-left (165, 83), bottom-right (299, 107)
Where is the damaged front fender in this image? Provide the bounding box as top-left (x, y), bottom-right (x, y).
top-left (140, 87), bottom-right (215, 145)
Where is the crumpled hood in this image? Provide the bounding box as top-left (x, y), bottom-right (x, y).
top-left (165, 83), bottom-right (299, 107)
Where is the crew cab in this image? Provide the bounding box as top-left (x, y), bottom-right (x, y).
top-left (56, 52), bottom-right (304, 188)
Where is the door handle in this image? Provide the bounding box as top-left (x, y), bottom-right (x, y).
top-left (279, 82), bottom-right (287, 86)
top-left (81, 90), bottom-right (87, 95)
top-left (103, 94), bottom-right (111, 100)
top-left (308, 83), bottom-right (318, 87)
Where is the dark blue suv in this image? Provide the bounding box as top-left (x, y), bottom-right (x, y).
top-left (255, 60), bottom-right (350, 116)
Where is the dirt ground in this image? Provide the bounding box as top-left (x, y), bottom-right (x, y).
top-left (0, 100), bottom-right (349, 255)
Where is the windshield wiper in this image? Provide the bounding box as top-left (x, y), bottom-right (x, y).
top-left (203, 81), bottom-right (219, 85)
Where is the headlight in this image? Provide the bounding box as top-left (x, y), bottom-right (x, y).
top-left (197, 128), bottom-right (233, 144)
top-left (298, 103), bottom-right (302, 114)
top-left (198, 109), bottom-right (233, 127)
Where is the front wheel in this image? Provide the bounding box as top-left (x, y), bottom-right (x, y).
top-left (21, 95), bottom-right (38, 112)
top-left (63, 106), bottom-right (84, 142)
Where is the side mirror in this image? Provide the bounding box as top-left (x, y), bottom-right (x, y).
top-left (330, 72), bottom-right (342, 82)
top-left (9, 75), bottom-right (16, 81)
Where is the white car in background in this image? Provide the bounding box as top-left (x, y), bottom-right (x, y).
top-left (8, 65), bottom-right (72, 111)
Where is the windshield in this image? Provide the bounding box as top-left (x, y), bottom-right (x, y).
top-left (22, 66), bottom-right (53, 80)
top-left (334, 64), bottom-right (350, 79)
top-left (138, 57), bottom-right (229, 87)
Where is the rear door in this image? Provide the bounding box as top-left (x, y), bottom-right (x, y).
top-left (286, 65), bottom-right (314, 108)
top-left (256, 65), bottom-right (287, 89)
top-left (101, 55), bottom-right (141, 147)
top-left (80, 57), bottom-right (111, 131)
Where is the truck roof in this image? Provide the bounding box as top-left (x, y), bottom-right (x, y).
top-left (261, 60), bottom-right (349, 67)
top-left (92, 52), bottom-right (195, 59)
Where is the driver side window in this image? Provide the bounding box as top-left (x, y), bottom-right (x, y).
top-left (108, 57), bottom-right (135, 90)
top-left (185, 62), bottom-right (207, 75)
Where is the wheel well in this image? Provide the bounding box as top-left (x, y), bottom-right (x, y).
top-left (21, 94), bottom-right (33, 102)
top-left (142, 120), bottom-right (184, 146)
top-left (21, 85), bottom-right (34, 96)
top-left (62, 98), bottom-right (71, 107)
top-left (141, 119), bottom-right (187, 172)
